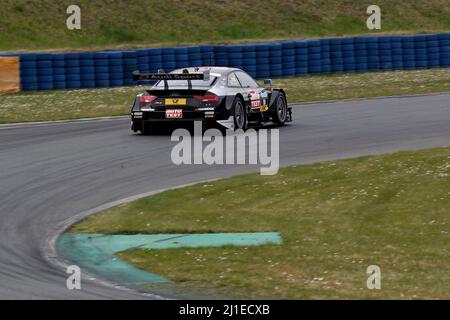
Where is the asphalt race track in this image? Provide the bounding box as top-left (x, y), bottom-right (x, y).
top-left (0, 93), bottom-right (449, 299)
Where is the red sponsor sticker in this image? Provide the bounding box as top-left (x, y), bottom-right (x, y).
top-left (165, 109), bottom-right (183, 119)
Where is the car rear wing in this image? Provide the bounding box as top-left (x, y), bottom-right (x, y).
top-left (132, 70), bottom-right (210, 90)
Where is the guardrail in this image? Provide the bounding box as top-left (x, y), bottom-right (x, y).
top-left (1, 33), bottom-right (449, 91)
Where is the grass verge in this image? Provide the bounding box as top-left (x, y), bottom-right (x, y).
top-left (1, 0), bottom-right (449, 51)
top-left (1, 68), bottom-right (449, 124)
top-left (72, 147), bottom-right (450, 299)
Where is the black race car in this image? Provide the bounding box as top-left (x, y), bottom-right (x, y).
top-left (131, 67), bottom-right (292, 134)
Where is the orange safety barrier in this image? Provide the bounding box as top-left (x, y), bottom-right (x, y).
top-left (0, 57), bottom-right (20, 94)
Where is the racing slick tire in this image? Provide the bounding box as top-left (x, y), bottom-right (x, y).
top-left (141, 122), bottom-right (154, 135)
top-left (273, 93), bottom-right (288, 126)
top-left (233, 97), bottom-right (248, 131)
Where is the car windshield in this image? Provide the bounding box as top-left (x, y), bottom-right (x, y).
top-left (154, 76), bottom-right (217, 88)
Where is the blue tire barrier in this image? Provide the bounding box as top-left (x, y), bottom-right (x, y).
top-left (242, 52), bottom-right (256, 59)
top-left (308, 59), bottom-right (322, 67)
top-left (162, 61), bottom-right (177, 69)
top-left (138, 56), bottom-right (149, 64)
top-left (65, 53), bottom-right (80, 61)
top-left (52, 68), bottom-right (65, 75)
top-left (355, 56), bottom-right (368, 63)
top-left (415, 61), bottom-right (428, 68)
top-left (295, 47), bottom-right (308, 55)
top-left (80, 66), bottom-right (95, 74)
top-left (343, 57), bottom-right (356, 64)
top-left (270, 69), bottom-right (283, 77)
top-left (427, 47), bottom-right (440, 54)
top-left (356, 63), bottom-right (368, 72)
top-left (283, 55), bottom-right (296, 63)
top-left (174, 47), bottom-right (189, 55)
top-left (22, 75), bottom-right (38, 83)
top-left (21, 69), bottom-right (37, 77)
top-left (79, 59), bottom-right (94, 67)
top-left (215, 59), bottom-right (228, 66)
top-left (308, 53), bottom-right (321, 60)
top-left (65, 60), bottom-right (80, 67)
top-left (13, 33), bottom-right (450, 91)
top-left (80, 74), bottom-right (95, 81)
top-left (109, 58), bottom-right (122, 66)
top-left (296, 60), bottom-right (308, 68)
top-left (66, 81), bottom-right (81, 89)
top-left (95, 66), bottom-right (109, 73)
top-left (19, 53), bottom-right (37, 61)
top-left (109, 66), bottom-right (124, 73)
top-left (37, 68), bottom-right (53, 75)
top-left (256, 58), bottom-right (270, 65)
top-left (161, 48), bottom-right (175, 55)
top-left (37, 60), bottom-right (52, 68)
top-left (110, 79), bottom-right (124, 87)
top-left (54, 82), bottom-right (66, 90)
top-left (52, 60), bottom-right (65, 68)
top-left (94, 59), bottom-right (109, 66)
top-left (309, 66), bottom-right (322, 73)
top-left (342, 50), bottom-right (355, 58)
top-left (321, 65), bottom-right (332, 73)
top-left (81, 80), bottom-right (96, 88)
top-left (330, 51), bottom-right (343, 58)
top-left (296, 54), bottom-right (308, 61)
top-left (296, 67), bottom-right (308, 75)
top-left (21, 83), bottom-right (39, 90)
top-left (283, 49), bottom-right (296, 56)
top-left (96, 80), bottom-right (110, 87)
top-left (38, 82), bottom-right (54, 90)
top-left (109, 72), bottom-right (122, 80)
top-left (256, 51), bottom-right (270, 58)
top-left (403, 48), bottom-right (415, 55)
top-left (161, 54), bottom-right (176, 61)
top-left (270, 50), bottom-right (283, 58)
top-left (20, 60), bottom-right (37, 69)
top-left (37, 75), bottom-right (53, 82)
top-left (66, 67), bottom-right (80, 74)
top-left (53, 75), bottom-right (66, 82)
top-left (66, 74), bottom-right (81, 81)
top-left (282, 68), bottom-right (296, 76)
top-left (189, 60), bottom-right (203, 66)
top-left (189, 53), bottom-right (202, 60)
top-left (282, 62), bottom-right (296, 69)
top-left (175, 54), bottom-right (189, 62)
top-left (308, 46), bottom-right (321, 54)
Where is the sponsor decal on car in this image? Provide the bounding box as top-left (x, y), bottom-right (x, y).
top-left (166, 109), bottom-right (183, 119)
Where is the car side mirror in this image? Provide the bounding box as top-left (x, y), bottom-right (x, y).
top-left (264, 79), bottom-right (272, 86)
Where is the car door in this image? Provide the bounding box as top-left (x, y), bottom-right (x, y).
top-left (235, 71), bottom-right (269, 112)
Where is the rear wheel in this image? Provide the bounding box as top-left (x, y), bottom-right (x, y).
top-left (273, 93), bottom-right (287, 125)
top-left (233, 97), bottom-right (247, 130)
top-left (141, 122), bottom-right (154, 135)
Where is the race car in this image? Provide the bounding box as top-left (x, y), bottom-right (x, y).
top-left (131, 67), bottom-right (292, 134)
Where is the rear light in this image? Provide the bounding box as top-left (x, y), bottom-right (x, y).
top-left (194, 94), bottom-right (220, 103)
top-left (140, 95), bottom-right (157, 104)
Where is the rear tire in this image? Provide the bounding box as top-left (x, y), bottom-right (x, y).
top-left (141, 122), bottom-right (153, 135)
top-left (273, 93), bottom-right (287, 126)
top-left (233, 97), bottom-right (247, 130)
